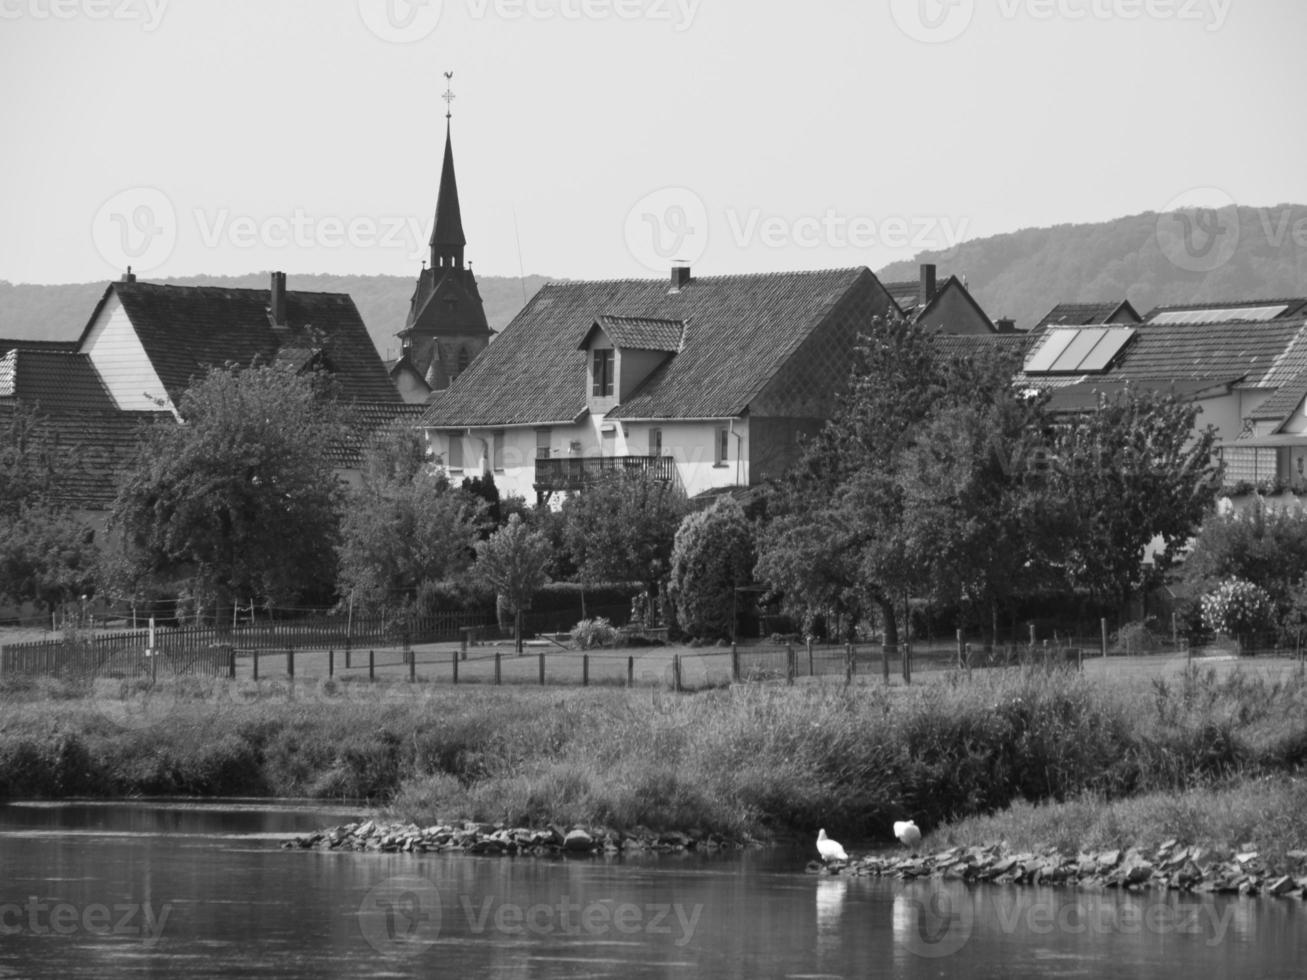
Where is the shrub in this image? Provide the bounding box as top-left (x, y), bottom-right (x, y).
top-left (570, 617), bottom-right (621, 650)
top-left (1200, 578), bottom-right (1275, 637)
top-left (667, 498), bottom-right (756, 640)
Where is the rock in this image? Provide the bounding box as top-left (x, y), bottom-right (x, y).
top-left (563, 829), bottom-right (594, 852)
top-left (1097, 850), bottom-right (1121, 869)
top-left (1267, 875), bottom-right (1296, 897)
top-left (1234, 852), bottom-right (1259, 866)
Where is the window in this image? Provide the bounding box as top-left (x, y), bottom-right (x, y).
top-left (492, 431), bottom-right (505, 472)
top-left (715, 427), bottom-right (729, 466)
top-left (447, 433), bottom-right (464, 470)
top-left (648, 427), bottom-right (662, 457)
top-left (592, 349), bottom-right (614, 397)
top-left (536, 428), bottom-right (551, 460)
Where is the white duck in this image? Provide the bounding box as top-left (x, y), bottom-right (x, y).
top-left (816, 828), bottom-right (849, 864)
top-left (893, 819), bottom-right (922, 851)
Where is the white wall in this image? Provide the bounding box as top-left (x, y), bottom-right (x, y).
top-left (81, 293), bottom-right (177, 415)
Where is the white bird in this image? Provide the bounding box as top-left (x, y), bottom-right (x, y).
top-left (893, 820), bottom-right (922, 850)
top-left (816, 828), bottom-right (849, 864)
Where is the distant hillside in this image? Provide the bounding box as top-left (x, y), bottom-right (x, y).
top-left (0, 273), bottom-right (554, 361)
top-left (879, 205), bottom-right (1307, 330)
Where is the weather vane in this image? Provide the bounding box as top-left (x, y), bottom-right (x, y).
top-left (443, 71), bottom-right (455, 120)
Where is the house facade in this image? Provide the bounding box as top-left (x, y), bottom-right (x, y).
top-left (419, 265), bottom-right (896, 503)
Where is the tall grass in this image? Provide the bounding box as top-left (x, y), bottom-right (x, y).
top-left (2, 666), bottom-right (1306, 843)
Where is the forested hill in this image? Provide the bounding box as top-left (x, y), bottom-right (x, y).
top-left (0, 273), bottom-right (554, 361)
top-left (879, 205), bottom-right (1307, 330)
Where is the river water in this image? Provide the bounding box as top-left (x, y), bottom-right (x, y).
top-left (0, 801), bottom-right (1301, 978)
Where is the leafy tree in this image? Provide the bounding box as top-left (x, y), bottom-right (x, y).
top-left (0, 505), bottom-right (99, 615)
top-left (0, 403), bottom-right (63, 517)
top-left (474, 514), bottom-right (551, 652)
top-left (561, 471), bottom-right (688, 604)
top-left (109, 363), bottom-right (346, 625)
top-left (668, 497), bottom-right (756, 640)
top-left (1050, 388), bottom-right (1222, 609)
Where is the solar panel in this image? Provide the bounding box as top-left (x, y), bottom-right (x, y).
top-left (1023, 329), bottom-right (1078, 373)
top-left (1151, 306), bottom-right (1289, 325)
top-left (1050, 328), bottom-right (1108, 372)
top-left (1076, 327), bottom-right (1136, 372)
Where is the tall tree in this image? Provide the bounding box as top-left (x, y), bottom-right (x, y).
top-left (109, 363), bottom-right (346, 624)
top-left (474, 514), bottom-right (551, 653)
top-left (668, 496), bottom-right (756, 640)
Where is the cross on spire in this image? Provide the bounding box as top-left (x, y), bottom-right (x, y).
top-left (443, 71), bottom-right (455, 120)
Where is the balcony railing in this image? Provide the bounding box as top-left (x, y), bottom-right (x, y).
top-left (534, 455), bottom-right (677, 492)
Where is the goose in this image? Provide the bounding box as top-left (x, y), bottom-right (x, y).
top-left (893, 819), bottom-right (922, 850)
top-left (816, 828), bottom-right (849, 864)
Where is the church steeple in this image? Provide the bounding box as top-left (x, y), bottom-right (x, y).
top-left (430, 74), bottom-right (466, 270)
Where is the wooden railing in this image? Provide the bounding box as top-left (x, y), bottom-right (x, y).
top-left (534, 455), bottom-right (677, 491)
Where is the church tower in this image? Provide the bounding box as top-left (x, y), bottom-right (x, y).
top-left (397, 73), bottom-right (492, 393)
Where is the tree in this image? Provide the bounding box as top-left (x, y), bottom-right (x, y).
top-left (473, 514), bottom-right (551, 653)
top-left (561, 471), bottom-right (688, 606)
top-left (338, 430), bottom-right (486, 615)
top-left (109, 363), bottom-right (346, 625)
top-left (0, 403), bottom-right (64, 518)
top-left (0, 505), bottom-right (99, 615)
top-left (668, 497), bottom-right (756, 640)
top-left (1050, 387), bottom-right (1222, 610)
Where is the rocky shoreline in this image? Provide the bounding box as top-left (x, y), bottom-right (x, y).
top-left (812, 841), bottom-right (1307, 900)
top-left (283, 819), bottom-right (760, 857)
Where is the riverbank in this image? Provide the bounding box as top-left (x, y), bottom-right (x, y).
top-left (3, 664), bottom-right (1306, 855)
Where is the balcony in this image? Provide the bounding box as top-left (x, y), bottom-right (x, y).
top-left (534, 455), bottom-right (677, 494)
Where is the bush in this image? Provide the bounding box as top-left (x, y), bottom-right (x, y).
top-left (570, 617), bottom-right (621, 650)
top-left (1201, 578), bottom-right (1275, 637)
top-left (667, 498), bottom-right (756, 641)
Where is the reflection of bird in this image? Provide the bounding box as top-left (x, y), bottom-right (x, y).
top-left (893, 820), bottom-right (922, 851)
top-left (817, 828), bottom-right (849, 864)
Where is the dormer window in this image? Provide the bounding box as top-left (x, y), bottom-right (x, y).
top-left (592, 349), bottom-right (614, 397)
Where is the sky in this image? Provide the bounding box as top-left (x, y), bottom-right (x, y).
top-left (1, 0), bottom-right (1305, 285)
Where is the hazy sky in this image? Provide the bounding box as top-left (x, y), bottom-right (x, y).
top-left (2, 0), bottom-right (1304, 285)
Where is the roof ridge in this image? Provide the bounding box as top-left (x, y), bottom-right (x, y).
top-left (537, 267), bottom-right (867, 289)
top-left (120, 281), bottom-right (355, 301)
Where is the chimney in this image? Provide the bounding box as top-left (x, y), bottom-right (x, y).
top-left (670, 263), bottom-right (692, 292)
top-left (918, 264), bottom-right (937, 308)
top-left (995, 317), bottom-right (1016, 334)
top-left (120, 266), bottom-right (136, 283)
top-left (269, 271), bottom-right (287, 326)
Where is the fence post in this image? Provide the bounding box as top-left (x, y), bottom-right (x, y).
top-left (495, 652), bottom-right (502, 685)
top-left (902, 643), bottom-right (911, 685)
top-left (538, 651), bottom-right (546, 686)
top-left (228, 646), bottom-right (236, 680)
top-left (846, 643), bottom-right (855, 686)
top-left (956, 629), bottom-right (964, 670)
top-left (286, 646), bottom-right (294, 681)
top-left (252, 646), bottom-right (259, 682)
top-left (345, 639), bottom-right (351, 670)
top-left (673, 655), bottom-right (682, 693)
top-left (328, 648), bottom-right (334, 679)
top-left (731, 644), bottom-right (740, 683)
top-left (627, 655), bottom-right (634, 687)
top-left (1101, 618), bottom-right (1108, 660)
top-left (807, 637), bottom-right (813, 676)
top-left (583, 654), bottom-right (590, 687)
top-left (151, 645), bottom-right (158, 686)
top-left (409, 646), bottom-right (416, 683)
top-left (452, 650), bottom-right (459, 685)
top-left (368, 649), bottom-right (375, 683)
top-left (786, 643), bottom-right (795, 685)
top-left (881, 641), bottom-right (890, 685)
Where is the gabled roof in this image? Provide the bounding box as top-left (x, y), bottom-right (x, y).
top-left (420, 268), bottom-right (879, 427)
top-left (915, 275), bottom-right (996, 334)
top-left (0, 349), bottom-right (117, 412)
top-left (80, 281), bottom-right (400, 406)
top-left (581, 315), bottom-right (685, 353)
top-left (1143, 299), bottom-right (1307, 324)
top-left (1034, 301), bottom-right (1141, 331)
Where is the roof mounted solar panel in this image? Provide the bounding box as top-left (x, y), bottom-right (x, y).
top-left (1151, 305), bottom-right (1289, 325)
top-left (1023, 329), bottom-right (1078, 374)
top-left (1075, 327), bottom-right (1136, 372)
top-left (1050, 328), bottom-right (1108, 372)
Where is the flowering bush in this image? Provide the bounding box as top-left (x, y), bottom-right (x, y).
top-left (570, 617), bottom-right (621, 650)
top-left (1200, 578), bottom-right (1274, 637)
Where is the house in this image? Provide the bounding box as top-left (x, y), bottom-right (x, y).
top-left (395, 110), bottom-right (493, 394)
top-left (1017, 298), bottom-right (1307, 486)
top-left (386, 353), bottom-right (434, 404)
top-left (883, 264), bottom-right (1010, 334)
top-left (418, 264), bottom-right (897, 504)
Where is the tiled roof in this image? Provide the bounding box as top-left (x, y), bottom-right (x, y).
top-left (884, 281), bottom-right (921, 314)
top-left (81, 281), bottom-right (400, 405)
top-left (1034, 301), bottom-right (1138, 331)
top-left (421, 268), bottom-right (881, 427)
top-left (0, 349), bottom-right (117, 412)
top-left (333, 402), bottom-right (429, 467)
top-left (1143, 299), bottom-right (1307, 323)
top-left (934, 333), bottom-right (1031, 361)
top-left (0, 338), bottom-right (79, 354)
top-left (1250, 374), bottom-right (1307, 426)
top-left (588, 315), bottom-right (685, 352)
top-left (0, 404), bottom-right (171, 512)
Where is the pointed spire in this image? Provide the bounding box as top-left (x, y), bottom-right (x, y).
top-left (430, 72), bottom-right (466, 268)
